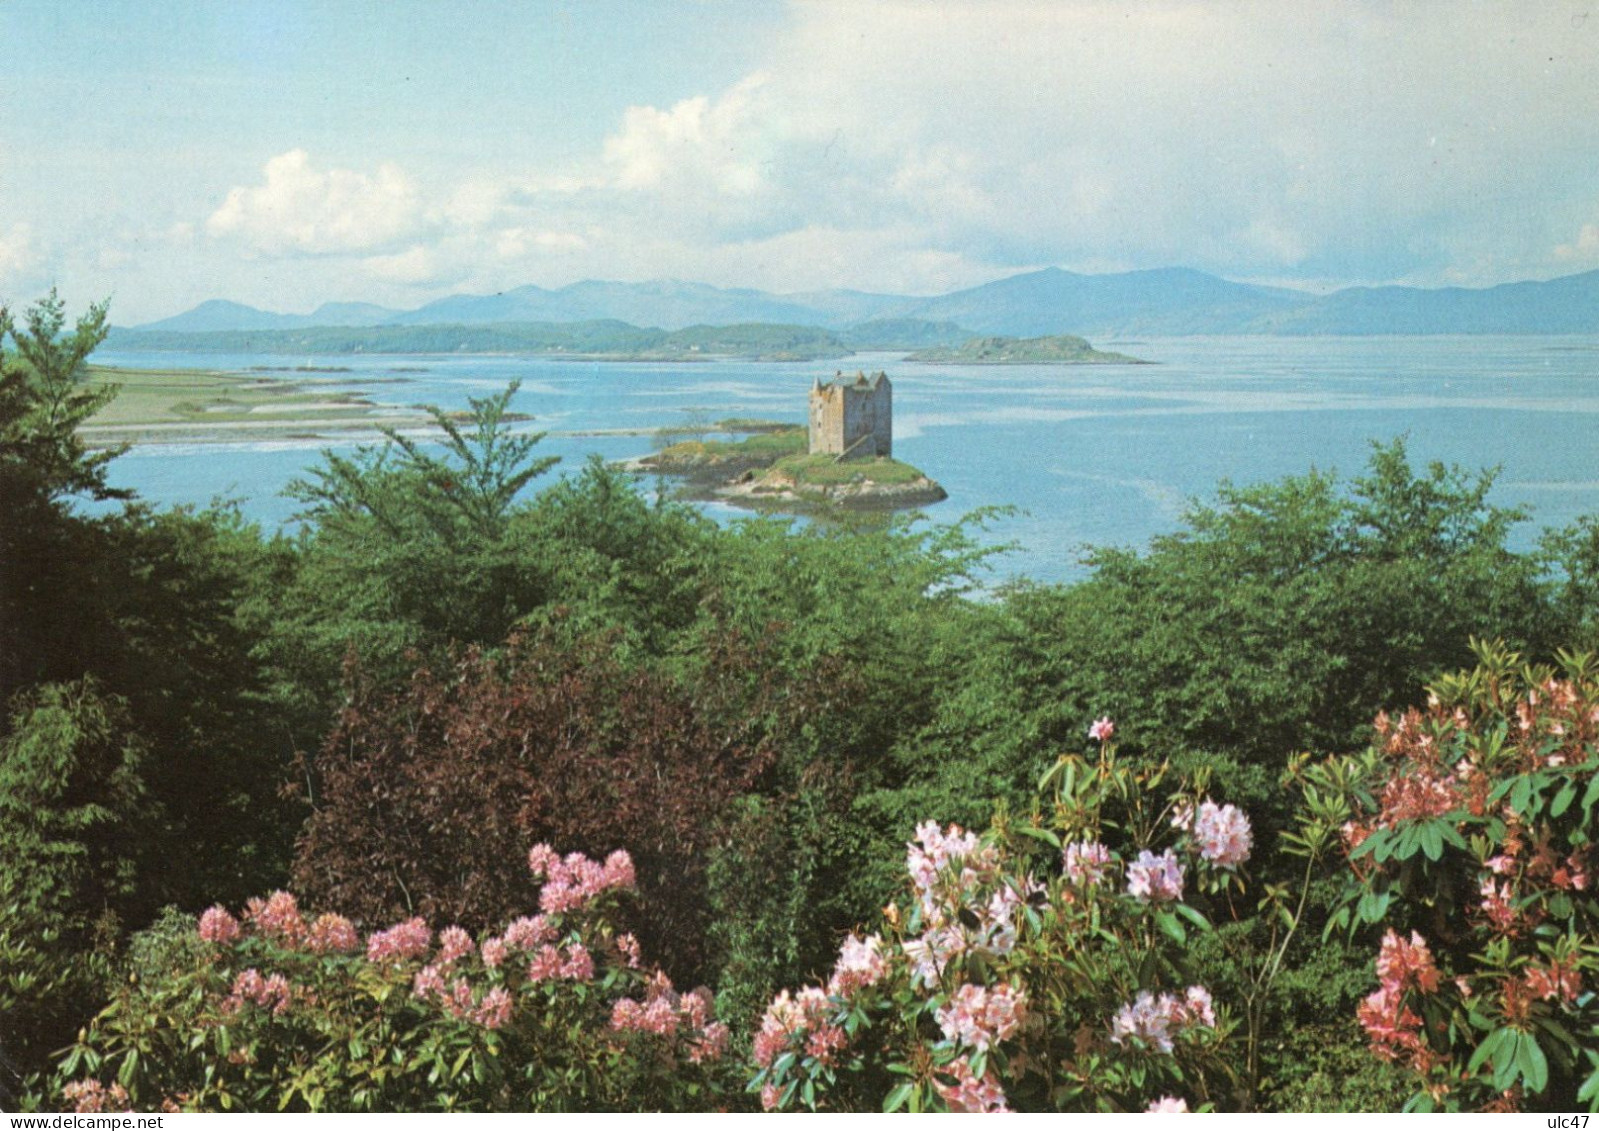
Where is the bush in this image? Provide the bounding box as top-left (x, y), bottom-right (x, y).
top-left (1313, 640), bottom-right (1599, 1111)
top-left (48, 845), bottom-right (738, 1112)
top-left (748, 727), bottom-right (1255, 1112)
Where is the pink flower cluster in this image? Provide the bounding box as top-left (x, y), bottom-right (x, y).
top-left (527, 844), bottom-right (636, 914)
top-left (412, 965), bottom-right (514, 1029)
top-left (1146, 1095), bottom-right (1190, 1113)
top-left (610, 973), bottom-right (729, 1063)
top-left (827, 932), bottom-right (890, 997)
top-left (1523, 958), bottom-right (1582, 1004)
top-left (1126, 849), bottom-right (1185, 902)
top-left (1192, 801), bottom-right (1252, 868)
top-left (365, 917), bottom-right (433, 963)
top-left (935, 982), bottom-right (1027, 1052)
top-left (526, 942), bottom-right (594, 983)
top-left (199, 895), bottom-right (357, 956)
top-left (198, 905), bottom-right (241, 944)
top-left (243, 891), bottom-right (307, 946)
top-left (437, 925), bottom-right (475, 965)
top-left (907, 821), bottom-right (995, 898)
top-left (1109, 987), bottom-right (1215, 1054)
top-left (305, 912), bottom-right (360, 955)
top-left (934, 1054), bottom-right (1011, 1113)
top-left (903, 822), bottom-right (1026, 985)
top-left (224, 968), bottom-right (293, 1016)
top-left (1088, 716), bottom-right (1116, 743)
top-left (61, 1080), bottom-right (131, 1113)
top-left (1358, 930), bottom-right (1439, 1064)
top-left (1064, 839), bottom-right (1113, 886)
top-left (754, 986), bottom-right (836, 1069)
top-left (502, 914), bottom-right (557, 950)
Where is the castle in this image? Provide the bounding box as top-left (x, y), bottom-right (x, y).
top-left (808, 370), bottom-right (891, 459)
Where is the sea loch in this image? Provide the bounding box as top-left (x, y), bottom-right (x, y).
top-left (94, 335), bottom-right (1599, 585)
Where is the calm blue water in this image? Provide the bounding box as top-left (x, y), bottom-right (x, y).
top-left (92, 338), bottom-right (1599, 585)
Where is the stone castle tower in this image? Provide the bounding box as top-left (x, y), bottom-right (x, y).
top-left (808, 370), bottom-right (891, 459)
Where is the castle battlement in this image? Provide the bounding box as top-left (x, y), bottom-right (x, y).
top-left (808, 370), bottom-right (891, 459)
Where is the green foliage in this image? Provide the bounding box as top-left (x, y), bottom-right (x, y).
top-left (1318, 640), bottom-right (1599, 1111)
top-left (0, 288), bottom-right (124, 504)
top-left (50, 854), bottom-right (738, 1112)
top-left (271, 383), bottom-right (560, 702)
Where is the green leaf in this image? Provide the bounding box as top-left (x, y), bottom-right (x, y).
top-left (1581, 774), bottom-right (1599, 815)
top-left (1154, 909), bottom-right (1186, 944)
top-left (1492, 1031), bottom-right (1523, 1091)
top-left (1467, 1027), bottom-right (1510, 1075)
top-left (1174, 902), bottom-right (1211, 930)
top-left (1518, 1034), bottom-right (1549, 1093)
top-left (1357, 888), bottom-right (1392, 923)
top-left (884, 1083), bottom-right (914, 1113)
top-left (1551, 782), bottom-right (1577, 818)
top-left (1419, 822), bottom-right (1444, 861)
top-left (1510, 776), bottom-right (1534, 815)
top-left (1014, 824), bottom-right (1061, 850)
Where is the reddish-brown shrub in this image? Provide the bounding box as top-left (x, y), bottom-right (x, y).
top-left (291, 624), bottom-right (792, 980)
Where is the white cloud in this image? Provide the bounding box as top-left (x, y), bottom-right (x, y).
top-left (0, 224), bottom-right (44, 290)
top-left (207, 149), bottom-right (428, 256)
top-left (117, 3), bottom-right (1599, 317)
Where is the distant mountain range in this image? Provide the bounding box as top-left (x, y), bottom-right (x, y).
top-left (121, 266), bottom-right (1599, 342)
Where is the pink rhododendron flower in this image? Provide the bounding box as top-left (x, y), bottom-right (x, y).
top-left (480, 936), bottom-right (507, 969)
top-left (560, 942), bottom-right (594, 982)
top-left (1126, 849), bottom-right (1185, 901)
top-left (1088, 716), bottom-right (1115, 742)
top-left (412, 964), bottom-right (446, 1001)
top-left (1192, 801), bottom-right (1252, 868)
top-left (753, 987), bottom-right (831, 1068)
top-left (690, 1021), bottom-right (730, 1064)
top-left (473, 986), bottom-right (513, 1030)
top-left (305, 913), bottom-right (359, 954)
top-left (1110, 987), bottom-right (1216, 1053)
top-left (935, 1055), bottom-right (1011, 1113)
top-left (531, 847), bottom-right (637, 914)
top-left (526, 944), bottom-right (564, 982)
top-left (1064, 840), bottom-right (1113, 886)
top-left (936, 982), bottom-right (1027, 1052)
top-left (437, 925), bottom-right (474, 965)
top-left (366, 917), bottom-right (432, 963)
top-left (828, 932), bottom-right (890, 996)
top-left (198, 905), bottom-right (241, 945)
top-left (616, 932), bottom-right (643, 969)
top-left (226, 968), bottom-right (293, 1015)
top-left (503, 915), bottom-right (556, 950)
top-left (1147, 1096), bottom-right (1190, 1113)
top-left (62, 1080), bottom-right (132, 1114)
top-left (244, 890), bottom-right (307, 946)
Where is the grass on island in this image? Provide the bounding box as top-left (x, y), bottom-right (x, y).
top-left (653, 428), bottom-right (808, 463)
top-left (770, 453), bottom-right (929, 487)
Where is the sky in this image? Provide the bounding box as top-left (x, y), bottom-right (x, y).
top-left (3, 0), bottom-right (1599, 324)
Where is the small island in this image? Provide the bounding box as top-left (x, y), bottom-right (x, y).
top-left (632, 372), bottom-right (947, 512)
top-left (907, 333), bottom-right (1147, 364)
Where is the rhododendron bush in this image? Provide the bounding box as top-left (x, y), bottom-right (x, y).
top-left (1314, 641), bottom-right (1599, 1111)
top-left (748, 728), bottom-right (1252, 1112)
top-left (48, 846), bottom-right (735, 1112)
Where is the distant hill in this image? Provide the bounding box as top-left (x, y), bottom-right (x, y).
top-left (137, 298), bottom-right (403, 333)
top-left (886, 267), bottom-right (1304, 337)
top-left (1248, 269), bottom-right (1599, 334)
top-left (123, 266), bottom-right (1599, 341)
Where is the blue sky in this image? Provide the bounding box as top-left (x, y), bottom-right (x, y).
top-left (3, 1), bottom-right (1599, 323)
